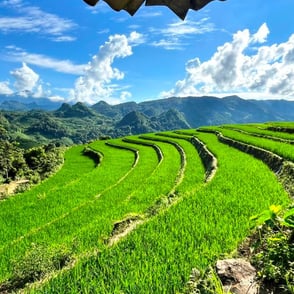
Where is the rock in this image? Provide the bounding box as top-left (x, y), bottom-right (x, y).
top-left (216, 258), bottom-right (258, 294)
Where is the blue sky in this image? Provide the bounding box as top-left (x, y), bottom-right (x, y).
top-left (0, 0), bottom-right (294, 105)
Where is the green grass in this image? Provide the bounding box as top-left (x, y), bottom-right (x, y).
top-left (0, 136), bottom-right (183, 283)
top-left (221, 123), bottom-right (294, 142)
top-left (0, 141), bottom-right (136, 281)
top-left (0, 124), bottom-right (292, 293)
top-left (30, 132), bottom-right (290, 293)
top-left (199, 126), bottom-right (294, 162)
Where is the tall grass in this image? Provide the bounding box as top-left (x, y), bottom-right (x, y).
top-left (199, 126), bottom-right (294, 162)
top-left (31, 132), bottom-right (290, 293)
top-left (0, 137), bottom-right (183, 283)
top-left (222, 124), bottom-right (294, 142)
top-left (0, 142), bottom-right (135, 281)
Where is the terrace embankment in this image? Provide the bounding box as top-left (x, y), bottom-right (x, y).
top-left (267, 126), bottom-right (294, 134)
top-left (155, 132), bottom-right (217, 183)
top-left (122, 138), bottom-right (163, 163)
top-left (105, 141), bottom-right (139, 167)
top-left (83, 146), bottom-right (102, 167)
top-left (107, 137), bottom-right (186, 246)
top-left (108, 215), bottom-right (144, 246)
top-left (190, 136), bottom-right (217, 182)
top-left (215, 132), bottom-right (294, 198)
top-left (223, 127), bottom-right (294, 144)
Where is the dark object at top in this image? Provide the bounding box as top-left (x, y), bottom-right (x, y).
top-left (83, 0), bottom-right (225, 20)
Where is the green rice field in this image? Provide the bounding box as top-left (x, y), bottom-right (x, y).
top-left (0, 122), bottom-right (293, 293)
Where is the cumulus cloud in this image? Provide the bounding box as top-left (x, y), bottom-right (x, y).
top-left (0, 81), bottom-right (13, 95)
top-left (162, 23), bottom-right (294, 99)
top-left (70, 33), bottom-right (134, 104)
top-left (128, 31), bottom-right (146, 46)
top-left (10, 62), bottom-right (40, 93)
top-left (7, 62), bottom-right (49, 97)
top-left (252, 23), bottom-right (270, 44)
top-left (0, 33), bottom-right (136, 102)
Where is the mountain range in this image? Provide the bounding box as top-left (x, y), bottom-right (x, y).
top-left (1, 93), bottom-right (294, 148)
top-left (91, 95), bottom-right (294, 126)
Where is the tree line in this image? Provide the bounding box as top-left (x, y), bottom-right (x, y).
top-left (0, 138), bottom-right (64, 188)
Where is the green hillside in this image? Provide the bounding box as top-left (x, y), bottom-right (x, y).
top-left (1, 96), bottom-right (294, 149)
top-left (0, 122), bottom-right (293, 293)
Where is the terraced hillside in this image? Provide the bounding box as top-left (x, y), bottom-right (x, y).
top-left (0, 122), bottom-right (293, 293)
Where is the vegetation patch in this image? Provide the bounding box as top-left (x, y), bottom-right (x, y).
top-left (0, 123), bottom-right (293, 293)
top-left (0, 243), bottom-right (73, 293)
top-left (0, 140), bottom-right (64, 197)
top-left (156, 131), bottom-right (217, 182)
top-left (248, 205), bottom-right (294, 293)
top-left (105, 141), bottom-right (140, 167)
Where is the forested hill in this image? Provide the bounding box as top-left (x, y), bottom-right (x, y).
top-left (1, 95), bottom-right (294, 148)
top-left (92, 95), bottom-right (294, 124)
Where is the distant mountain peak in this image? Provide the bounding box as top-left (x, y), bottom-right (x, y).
top-left (117, 111), bottom-right (148, 127)
top-left (55, 102), bottom-right (95, 117)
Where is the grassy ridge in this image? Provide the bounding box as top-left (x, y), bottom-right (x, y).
top-left (31, 132), bottom-right (290, 293)
top-left (222, 123), bottom-right (294, 142)
top-left (199, 126), bottom-right (294, 162)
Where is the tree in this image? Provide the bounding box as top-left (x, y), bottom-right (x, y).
top-left (0, 140), bottom-right (27, 183)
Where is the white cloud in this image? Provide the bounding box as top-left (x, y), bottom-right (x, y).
top-left (162, 23), bottom-right (294, 100)
top-left (151, 38), bottom-right (187, 50)
top-left (48, 95), bottom-right (65, 102)
top-left (149, 18), bottom-right (216, 50)
top-left (1, 0), bottom-right (22, 8)
top-left (10, 62), bottom-right (40, 93)
top-left (120, 91), bottom-right (132, 101)
top-left (128, 31), bottom-right (146, 46)
top-left (6, 63), bottom-right (51, 97)
top-left (0, 33), bottom-right (135, 103)
top-left (70, 33), bottom-right (134, 104)
top-left (52, 36), bottom-right (76, 42)
top-left (0, 0), bottom-right (76, 41)
top-left (159, 18), bottom-right (215, 36)
top-left (33, 84), bottom-right (50, 98)
top-left (252, 23), bottom-right (270, 44)
top-left (3, 46), bottom-right (86, 75)
top-left (0, 81), bottom-right (13, 95)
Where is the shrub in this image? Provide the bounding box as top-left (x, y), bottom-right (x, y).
top-left (250, 205), bottom-right (294, 293)
top-left (9, 243), bottom-right (72, 290)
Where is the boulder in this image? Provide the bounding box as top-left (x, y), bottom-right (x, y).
top-left (216, 258), bottom-right (258, 294)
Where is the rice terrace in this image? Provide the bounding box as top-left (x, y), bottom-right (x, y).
top-left (0, 122), bottom-right (294, 293)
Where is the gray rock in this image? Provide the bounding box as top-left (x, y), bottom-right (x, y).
top-left (216, 258), bottom-right (258, 294)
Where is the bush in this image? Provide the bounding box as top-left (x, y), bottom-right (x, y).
top-left (250, 205), bottom-right (294, 293)
top-left (9, 243), bottom-right (72, 290)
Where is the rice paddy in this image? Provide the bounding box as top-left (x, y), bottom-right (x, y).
top-left (0, 122), bottom-right (292, 293)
